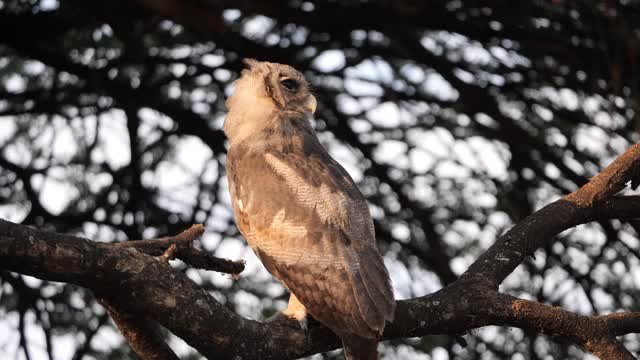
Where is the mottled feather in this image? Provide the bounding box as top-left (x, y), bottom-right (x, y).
top-left (224, 60), bottom-right (395, 358)
top-left (227, 129), bottom-right (394, 337)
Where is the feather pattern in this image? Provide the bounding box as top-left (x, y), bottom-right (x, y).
top-left (224, 59), bottom-right (395, 359)
top-left (227, 120), bottom-right (395, 340)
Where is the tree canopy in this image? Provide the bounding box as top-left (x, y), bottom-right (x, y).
top-left (1, 0), bottom-right (640, 359)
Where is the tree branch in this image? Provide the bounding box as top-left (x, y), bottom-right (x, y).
top-left (464, 144), bottom-right (640, 285)
top-left (0, 218), bottom-right (249, 358)
top-left (98, 297), bottom-right (180, 360)
top-left (115, 224), bottom-right (245, 274)
top-left (603, 312), bottom-right (640, 337)
top-left (491, 293), bottom-right (637, 360)
top-left (565, 144), bottom-right (640, 206)
top-left (1, 144), bottom-right (640, 359)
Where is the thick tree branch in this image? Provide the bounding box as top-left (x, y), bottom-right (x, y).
top-left (98, 297), bottom-right (180, 360)
top-left (491, 293), bottom-right (637, 360)
top-left (464, 144), bottom-right (640, 285)
top-left (603, 312), bottom-right (640, 337)
top-left (0, 219), bottom-right (249, 358)
top-left (0, 203), bottom-right (639, 358)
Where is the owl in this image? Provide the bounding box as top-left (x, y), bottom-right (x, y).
top-left (224, 59), bottom-right (395, 359)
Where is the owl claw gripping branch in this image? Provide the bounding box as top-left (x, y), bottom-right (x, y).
top-left (224, 59), bottom-right (395, 360)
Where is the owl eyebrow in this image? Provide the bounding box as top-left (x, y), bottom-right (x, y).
top-left (264, 79), bottom-right (276, 99)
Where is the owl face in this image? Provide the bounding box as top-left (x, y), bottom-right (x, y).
top-left (228, 59), bottom-right (316, 116)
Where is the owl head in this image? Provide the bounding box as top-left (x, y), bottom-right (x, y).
top-left (226, 59), bottom-right (316, 116)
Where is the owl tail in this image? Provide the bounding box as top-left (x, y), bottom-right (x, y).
top-left (342, 334), bottom-right (379, 360)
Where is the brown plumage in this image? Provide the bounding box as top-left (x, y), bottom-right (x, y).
top-left (224, 59), bottom-right (395, 359)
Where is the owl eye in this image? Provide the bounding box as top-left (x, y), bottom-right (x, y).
top-left (280, 78), bottom-right (299, 92)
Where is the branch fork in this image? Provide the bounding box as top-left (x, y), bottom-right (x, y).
top-left (113, 224), bottom-right (245, 274)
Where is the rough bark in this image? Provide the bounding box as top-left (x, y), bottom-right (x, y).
top-left (98, 298), bottom-right (180, 360)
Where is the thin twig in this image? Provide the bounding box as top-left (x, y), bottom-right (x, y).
top-left (113, 224), bottom-right (245, 274)
top-left (158, 244), bottom-right (178, 262)
top-left (114, 224), bottom-right (205, 250)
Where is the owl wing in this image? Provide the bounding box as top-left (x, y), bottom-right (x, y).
top-left (226, 139), bottom-right (395, 338)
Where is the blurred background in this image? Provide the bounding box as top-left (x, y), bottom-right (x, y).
top-left (1, 0), bottom-right (640, 359)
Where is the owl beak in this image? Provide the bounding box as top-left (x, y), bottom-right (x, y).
top-left (305, 95), bottom-right (317, 114)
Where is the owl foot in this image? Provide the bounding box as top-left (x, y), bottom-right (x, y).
top-left (283, 307), bottom-right (308, 331)
top-left (265, 293), bottom-right (310, 332)
top-left (265, 311), bottom-right (306, 331)
top-left (283, 293), bottom-right (308, 331)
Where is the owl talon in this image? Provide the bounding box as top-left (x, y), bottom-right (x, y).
top-left (284, 309), bottom-right (308, 331)
top-left (282, 293), bottom-right (308, 331)
top-left (265, 311), bottom-right (307, 332)
top-left (298, 316), bottom-right (308, 331)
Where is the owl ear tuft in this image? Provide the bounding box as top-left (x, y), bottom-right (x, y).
top-left (242, 58), bottom-right (259, 70)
